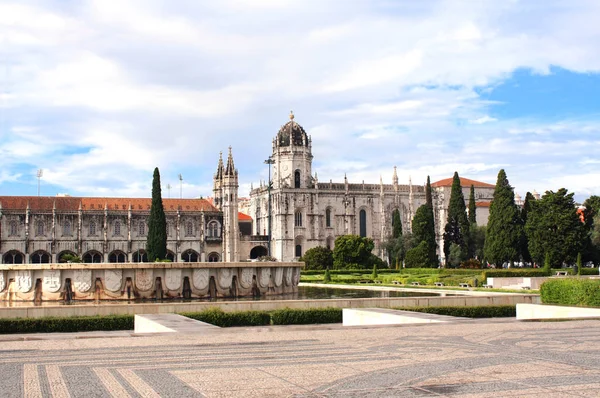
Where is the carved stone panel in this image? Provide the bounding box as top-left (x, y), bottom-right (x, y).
top-left (165, 269), bottom-right (182, 291)
top-left (274, 267), bottom-right (283, 287)
top-left (284, 267), bottom-right (293, 286)
top-left (43, 270), bottom-right (61, 293)
top-left (193, 269), bottom-right (209, 290)
top-left (292, 267), bottom-right (300, 286)
top-left (259, 268), bottom-right (270, 288)
top-left (74, 270), bottom-right (92, 293)
top-left (218, 268), bottom-right (232, 289)
top-left (0, 271), bottom-right (6, 292)
top-left (16, 271), bottom-right (32, 293)
top-left (135, 269), bottom-right (153, 291)
top-left (239, 268), bottom-right (254, 289)
top-left (104, 270), bottom-right (122, 292)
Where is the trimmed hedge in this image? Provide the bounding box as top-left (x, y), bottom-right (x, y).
top-left (0, 315), bottom-right (134, 334)
top-left (396, 305), bottom-right (516, 318)
top-left (180, 308), bottom-right (271, 327)
top-left (540, 278), bottom-right (600, 307)
top-left (270, 307), bottom-right (342, 325)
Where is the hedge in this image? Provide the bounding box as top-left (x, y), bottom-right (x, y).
top-left (0, 315), bottom-right (134, 334)
top-left (395, 305), bottom-right (516, 318)
top-left (540, 278), bottom-right (600, 307)
top-left (180, 308), bottom-right (271, 327)
top-left (270, 307), bottom-right (342, 325)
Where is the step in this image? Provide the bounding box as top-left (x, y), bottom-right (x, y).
top-left (134, 314), bottom-right (220, 334)
top-left (342, 308), bottom-right (467, 326)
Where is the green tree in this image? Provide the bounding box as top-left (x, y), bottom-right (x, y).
top-left (519, 192), bottom-right (535, 264)
top-left (525, 188), bottom-right (586, 267)
top-left (392, 208), bottom-right (402, 239)
top-left (484, 169), bottom-right (521, 267)
top-left (332, 235), bottom-right (375, 269)
top-left (582, 195), bottom-right (600, 263)
top-left (412, 204), bottom-right (437, 267)
top-left (443, 172), bottom-right (469, 264)
top-left (404, 241), bottom-right (430, 268)
top-left (323, 268), bottom-right (331, 283)
top-left (300, 246), bottom-right (334, 270)
top-left (576, 252), bottom-right (582, 275)
top-left (468, 184), bottom-right (476, 225)
top-left (471, 225), bottom-right (486, 261)
top-left (385, 208), bottom-right (405, 268)
top-left (426, 175), bottom-right (433, 208)
top-left (146, 167), bottom-right (167, 262)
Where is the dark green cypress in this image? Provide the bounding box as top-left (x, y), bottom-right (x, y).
top-left (147, 167), bottom-right (167, 262)
top-left (426, 176), bottom-right (433, 209)
top-left (412, 204), bottom-right (437, 267)
top-left (484, 169), bottom-right (521, 266)
top-left (468, 184), bottom-right (476, 225)
top-left (443, 172), bottom-right (470, 264)
top-left (519, 192), bottom-right (535, 263)
top-left (392, 209), bottom-right (402, 239)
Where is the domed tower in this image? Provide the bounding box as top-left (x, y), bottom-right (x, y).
top-left (271, 111), bottom-right (313, 190)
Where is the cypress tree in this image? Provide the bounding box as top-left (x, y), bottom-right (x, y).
top-left (484, 169), bottom-right (521, 267)
top-left (392, 209), bottom-right (402, 239)
top-left (388, 209), bottom-right (404, 268)
top-left (519, 192), bottom-right (535, 264)
top-left (412, 204), bottom-right (437, 267)
top-left (426, 176), bottom-right (433, 208)
top-left (147, 167), bottom-right (167, 262)
top-left (468, 185), bottom-right (476, 225)
top-left (443, 172), bottom-right (469, 264)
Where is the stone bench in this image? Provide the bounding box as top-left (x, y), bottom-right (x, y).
top-left (410, 282), bottom-right (420, 286)
top-left (556, 271), bottom-right (569, 276)
top-left (434, 282), bottom-right (444, 287)
top-left (459, 283), bottom-right (470, 288)
top-left (482, 284), bottom-right (493, 288)
top-left (392, 281), bottom-right (401, 285)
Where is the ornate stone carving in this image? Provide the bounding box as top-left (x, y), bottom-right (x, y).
top-left (104, 270), bottom-right (122, 292)
top-left (292, 267), bottom-right (300, 286)
top-left (135, 269), bottom-right (153, 291)
top-left (16, 271), bottom-right (32, 293)
top-left (239, 268), bottom-right (254, 289)
top-left (43, 270), bottom-right (61, 293)
top-left (259, 268), bottom-right (270, 288)
top-left (0, 271), bottom-right (6, 292)
top-left (218, 268), bottom-right (232, 289)
top-left (284, 267), bottom-right (293, 286)
top-left (274, 267), bottom-right (283, 287)
top-left (74, 270), bottom-right (92, 293)
top-left (192, 269), bottom-right (209, 290)
top-left (165, 269), bottom-right (182, 291)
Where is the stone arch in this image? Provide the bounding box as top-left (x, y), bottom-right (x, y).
top-left (109, 250), bottom-right (127, 263)
top-left (165, 250), bottom-right (175, 262)
top-left (294, 169), bottom-right (301, 188)
top-left (207, 252), bottom-right (220, 262)
top-left (3, 250), bottom-right (24, 264)
top-left (206, 220), bottom-right (222, 238)
top-left (83, 250), bottom-right (103, 263)
top-left (250, 246), bottom-right (268, 259)
top-left (58, 250), bottom-right (77, 263)
top-left (359, 208), bottom-right (367, 237)
top-left (132, 250), bottom-right (148, 263)
top-left (295, 235), bottom-right (304, 258)
top-left (30, 250), bottom-right (51, 264)
top-left (326, 236), bottom-right (334, 250)
top-left (182, 249), bottom-right (199, 262)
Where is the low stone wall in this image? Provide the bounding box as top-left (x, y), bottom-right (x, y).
top-left (0, 262), bottom-right (302, 302)
top-left (0, 294), bottom-right (540, 319)
top-left (487, 277), bottom-right (548, 290)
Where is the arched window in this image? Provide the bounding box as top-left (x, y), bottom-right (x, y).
top-left (9, 221), bottom-right (17, 236)
top-left (207, 221), bottom-right (220, 238)
top-left (114, 221), bottom-right (121, 236)
top-left (132, 250), bottom-right (147, 263)
top-left (208, 252), bottom-right (220, 262)
top-left (3, 250), bottom-right (24, 264)
top-left (31, 250), bottom-right (51, 264)
top-left (36, 221), bottom-right (45, 236)
top-left (139, 221), bottom-right (145, 236)
top-left (63, 221), bottom-right (71, 236)
top-left (294, 211), bottom-right (303, 227)
top-left (294, 170), bottom-right (301, 188)
top-left (359, 209), bottom-right (367, 237)
top-left (182, 249), bottom-right (199, 262)
top-left (186, 222), bottom-right (193, 236)
top-left (325, 208), bottom-right (331, 227)
top-left (89, 221), bottom-right (96, 236)
top-left (109, 250), bottom-right (127, 263)
top-left (295, 244), bottom-right (302, 258)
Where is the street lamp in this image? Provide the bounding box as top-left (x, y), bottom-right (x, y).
top-left (264, 157), bottom-right (275, 256)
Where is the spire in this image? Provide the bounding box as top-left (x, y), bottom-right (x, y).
top-left (393, 166), bottom-right (398, 186)
top-left (225, 146), bottom-right (235, 176)
top-left (215, 151), bottom-right (224, 179)
top-left (380, 175), bottom-right (384, 195)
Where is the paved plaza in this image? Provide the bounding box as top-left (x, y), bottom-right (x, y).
top-left (1, 319), bottom-right (599, 397)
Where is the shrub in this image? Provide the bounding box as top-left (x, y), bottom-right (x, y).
top-left (181, 308), bottom-right (271, 327)
top-left (270, 307), bottom-right (342, 325)
top-left (540, 278), bottom-right (600, 307)
top-left (300, 246), bottom-right (333, 270)
top-left (371, 264), bottom-right (378, 279)
top-left (323, 269), bottom-right (331, 283)
top-left (395, 305), bottom-right (516, 318)
top-left (0, 315), bottom-right (134, 334)
top-left (404, 241), bottom-right (430, 268)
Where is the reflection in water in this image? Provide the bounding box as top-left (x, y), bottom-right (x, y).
top-left (0, 286), bottom-right (451, 308)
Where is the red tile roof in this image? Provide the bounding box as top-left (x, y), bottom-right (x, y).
top-left (238, 212), bottom-right (252, 221)
top-left (431, 177), bottom-right (495, 188)
top-left (0, 196), bottom-right (218, 212)
top-left (475, 201), bottom-right (491, 208)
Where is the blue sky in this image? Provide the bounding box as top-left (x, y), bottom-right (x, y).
top-left (1, 0), bottom-right (600, 202)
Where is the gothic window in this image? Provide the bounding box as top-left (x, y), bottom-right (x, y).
top-left (186, 222), bottom-right (193, 236)
top-left (114, 221), bottom-right (121, 236)
top-left (138, 221), bottom-right (145, 236)
top-left (359, 209), bottom-right (367, 237)
top-left (207, 221), bottom-right (221, 238)
top-left (31, 250), bottom-right (51, 264)
top-left (294, 170), bottom-right (301, 188)
top-left (63, 221), bottom-right (71, 236)
top-left (9, 221), bottom-right (17, 236)
top-left (325, 208), bottom-right (332, 227)
top-left (294, 211), bottom-right (303, 227)
top-left (208, 252), bottom-right (220, 262)
top-left (182, 249), bottom-right (199, 262)
top-left (89, 221), bottom-right (97, 236)
top-left (36, 221), bottom-right (45, 236)
top-left (295, 244), bottom-right (302, 258)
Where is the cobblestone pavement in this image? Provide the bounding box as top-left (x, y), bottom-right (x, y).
top-left (1, 319), bottom-right (600, 397)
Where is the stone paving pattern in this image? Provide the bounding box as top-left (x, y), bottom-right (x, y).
top-left (1, 319), bottom-right (599, 397)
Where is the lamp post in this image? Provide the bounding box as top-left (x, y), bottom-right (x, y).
top-left (264, 157), bottom-right (275, 256)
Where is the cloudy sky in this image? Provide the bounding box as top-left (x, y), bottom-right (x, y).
top-left (1, 0), bottom-right (599, 202)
